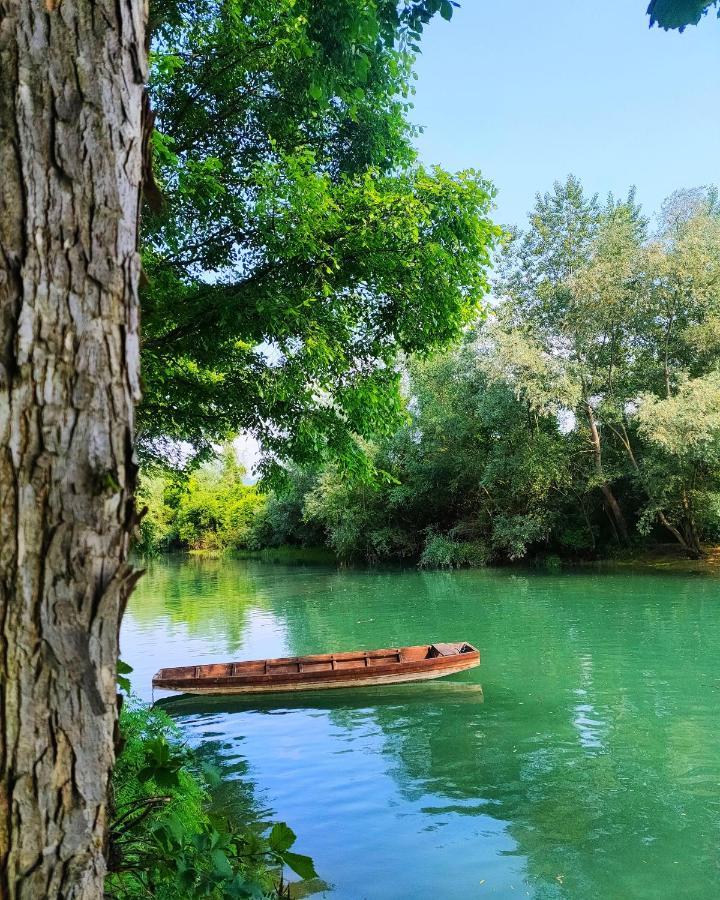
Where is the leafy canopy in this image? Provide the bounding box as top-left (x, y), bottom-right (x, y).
top-left (647, 0), bottom-right (719, 29)
top-left (279, 180), bottom-right (720, 566)
top-left (141, 0), bottom-right (498, 475)
top-left (137, 183), bottom-right (720, 566)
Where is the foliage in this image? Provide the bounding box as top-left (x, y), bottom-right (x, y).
top-left (301, 458), bottom-right (401, 561)
top-left (175, 450), bottom-right (265, 552)
top-left (136, 449), bottom-right (265, 554)
top-left (276, 343), bottom-right (586, 565)
top-left (107, 697), bottom-right (316, 898)
top-left (419, 534), bottom-right (489, 569)
top-left (492, 177), bottom-right (647, 543)
top-left (140, 0), bottom-right (499, 475)
top-left (492, 179), bottom-right (720, 556)
top-left (635, 373), bottom-right (720, 553)
top-left (136, 472), bottom-right (182, 556)
top-left (272, 181), bottom-right (720, 564)
top-left (647, 0), bottom-right (719, 30)
top-left (249, 468), bottom-right (324, 550)
top-left (137, 177), bottom-right (720, 565)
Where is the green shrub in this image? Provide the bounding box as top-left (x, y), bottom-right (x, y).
top-left (135, 448), bottom-right (268, 556)
top-left (539, 553), bottom-right (563, 572)
top-left (249, 469), bottom-right (324, 549)
top-left (175, 451), bottom-right (266, 553)
top-left (419, 533), bottom-right (488, 569)
top-left (135, 473), bottom-right (180, 555)
top-left (107, 696), bottom-right (316, 899)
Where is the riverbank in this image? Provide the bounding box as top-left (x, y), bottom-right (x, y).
top-left (586, 544), bottom-right (720, 575)
top-left (230, 547), bottom-right (337, 564)
top-left (148, 542), bottom-right (720, 576)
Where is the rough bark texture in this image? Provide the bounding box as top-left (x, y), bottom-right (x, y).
top-left (0, 0), bottom-right (147, 896)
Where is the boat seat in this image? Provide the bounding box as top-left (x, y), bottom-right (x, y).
top-left (428, 643), bottom-right (464, 657)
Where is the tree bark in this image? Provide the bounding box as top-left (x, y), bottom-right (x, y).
top-left (584, 402), bottom-right (629, 544)
top-left (0, 1), bottom-right (147, 897)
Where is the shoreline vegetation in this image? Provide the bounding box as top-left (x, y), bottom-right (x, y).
top-left (135, 438), bottom-right (720, 574)
top-left (586, 544), bottom-right (720, 575)
top-left (138, 179), bottom-right (720, 573)
top-left (107, 693), bottom-right (317, 899)
top-left (147, 543), bottom-right (720, 576)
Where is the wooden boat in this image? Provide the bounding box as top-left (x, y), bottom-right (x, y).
top-left (152, 642), bottom-right (480, 695)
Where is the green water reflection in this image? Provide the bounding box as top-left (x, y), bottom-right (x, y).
top-left (123, 557), bottom-right (720, 899)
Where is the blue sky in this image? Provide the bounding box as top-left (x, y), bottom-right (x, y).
top-left (411, 0), bottom-right (719, 228)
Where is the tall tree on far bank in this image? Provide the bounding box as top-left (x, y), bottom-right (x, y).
top-left (493, 177), bottom-right (646, 544)
top-left (629, 211), bottom-right (720, 555)
top-left (494, 180), bottom-right (720, 557)
top-left (0, 0), bottom-right (147, 896)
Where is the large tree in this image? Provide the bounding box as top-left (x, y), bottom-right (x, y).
top-left (494, 180), bottom-right (720, 557)
top-left (0, 0), bottom-right (147, 896)
top-left (0, 0), bottom-right (466, 895)
top-left (140, 0), bottom-right (498, 475)
top-left (493, 177), bottom-right (646, 544)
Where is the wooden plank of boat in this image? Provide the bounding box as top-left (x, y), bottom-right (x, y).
top-left (152, 642), bottom-right (480, 695)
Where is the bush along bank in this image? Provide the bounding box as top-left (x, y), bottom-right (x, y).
top-left (107, 673), bottom-right (316, 898)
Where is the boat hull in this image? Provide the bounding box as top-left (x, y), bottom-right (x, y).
top-left (153, 643), bottom-right (479, 695)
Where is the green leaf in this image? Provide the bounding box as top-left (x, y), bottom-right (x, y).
top-left (278, 850), bottom-right (318, 880)
top-left (268, 821), bottom-right (296, 852)
top-left (308, 82), bottom-right (323, 101)
top-left (117, 658), bottom-right (133, 692)
top-left (164, 813), bottom-right (186, 844)
top-left (647, 0), bottom-right (717, 30)
top-left (139, 0), bottom-right (499, 482)
top-left (211, 847), bottom-right (234, 879)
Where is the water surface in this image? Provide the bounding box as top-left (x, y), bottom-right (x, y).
top-left (122, 558), bottom-right (720, 899)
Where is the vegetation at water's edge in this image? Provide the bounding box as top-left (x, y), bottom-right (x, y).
top-left (106, 688), bottom-right (316, 898)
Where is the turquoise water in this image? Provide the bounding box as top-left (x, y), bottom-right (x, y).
top-left (122, 558), bottom-right (720, 899)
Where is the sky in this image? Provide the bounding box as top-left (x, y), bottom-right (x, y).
top-left (410, 0), bottom-right (719, 229)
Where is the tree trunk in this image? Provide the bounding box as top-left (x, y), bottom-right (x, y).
top-left (680, 492), bottom-right (703, 559)
top-left (0, 1), bottom-right (147, 897)
top-left (656, 510), bottom-right (702, 559)
top-left (584, 402), bottom-right (629, 544)
top-left (614, 423), bottom-right (702, 559)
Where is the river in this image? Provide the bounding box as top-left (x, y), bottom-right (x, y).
top-left (122, 556), bottom-right (720, 899)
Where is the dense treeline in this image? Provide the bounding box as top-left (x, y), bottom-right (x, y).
top-left (139, 178), bottom-right (720, 565)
